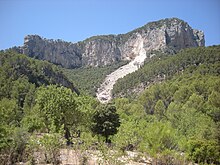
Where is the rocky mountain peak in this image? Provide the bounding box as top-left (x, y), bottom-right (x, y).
top-left (15, 18), bottom-right (205, 68)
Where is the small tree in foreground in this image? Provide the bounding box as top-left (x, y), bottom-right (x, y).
top-left (91, 104), bottom-right (120, 143)
top-left (36, 85), bottom-right (83, 144)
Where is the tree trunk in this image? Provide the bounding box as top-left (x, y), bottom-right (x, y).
top-left (64, 126), bottom-right (71, 145)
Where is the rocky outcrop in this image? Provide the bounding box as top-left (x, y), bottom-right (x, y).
top-left (23, 35), bottom-right (82, 68)
top-left (17, 18), bottom-right (204, 68)
top-left (80, 36), bottom-right (121, 66)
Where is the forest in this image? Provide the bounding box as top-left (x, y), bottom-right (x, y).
top-left (0, 46), bottom-right (219, 164)
top-left (63, 61), bottom-right (128, 96)
top-left (112, 46), bottom-right (220, 97)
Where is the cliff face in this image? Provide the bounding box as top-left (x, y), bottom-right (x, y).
top-left (80, 37), bottom-right (121, 66)
top-left (23, 35), bottom-right (82, 68)
top-left (119, 18), bottom-right (204, 56)
top-left (19, 18), bottom-right (205, 68)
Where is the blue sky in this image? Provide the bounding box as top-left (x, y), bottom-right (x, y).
top-left (0, 0), bottom-right (219, 50)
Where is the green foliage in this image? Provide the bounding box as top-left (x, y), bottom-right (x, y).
top-left (112, 54), bottom-right (220, 164)
top-left (208, 91), bottom-right (220, 107)
top-left (0, 51), bottom-right (78, 101)
top-left (0, 51), bottom-right (97, 164)
top-left (21, 107), bottom-right (45, 133)
top-left (113, 115), bottom-right (147, 152)
top-left (91, 104), bottom-right (120, 142)
top-left (75, 95), bottom-right (99, 129)
top-left (0, 46), bottom-right (220, 164)
top-left (141, 121), bottom-right (178, 156)
top-left (168, 107), bottom-right (217, 140)
top-left (0, 127), bottom-right (30, 164)
top-left (113, 45), bottom-right (220, 97)
top-left (27, 133), bottom-right (64, 164)
top-left (0, 98), bottom-right (20, 151)
top-left (63, 61), bottom-right (128, 96)
top-left (154, 99), bottom-right (166, 119)
top-left (112, 98), bottom-right (148, 151)
top-left (35, 85), bottom-right (82, 143)
top-left (0, 98), bottom-right (19, 126)
top-left (186, 139), bottom-right (220, 164)
top-left (82, 34), bottom-right (117, 43)
top-left (39, 133), bottom-right (63, 164)
top-left (10, 127), bottom-right (30, 163)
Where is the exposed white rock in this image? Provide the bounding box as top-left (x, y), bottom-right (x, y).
top-left (96, 34), bottom-right (146, 103)
top-left (18, 18), bottom-right (205, 69)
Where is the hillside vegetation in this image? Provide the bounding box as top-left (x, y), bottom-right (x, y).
top-left (112, 62), bottom-right (220, 163)
top-left (63, 61), bottom-right (128, 96)
top-left (0, 46), bottom-right (219, 164)
top-left (0, 51), bottom-right (79, 103)
top-left (112, 45), bottom-right (220, 97)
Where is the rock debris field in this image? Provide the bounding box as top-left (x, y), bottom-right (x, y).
top-left (96, 40), bottom-right (146, 103)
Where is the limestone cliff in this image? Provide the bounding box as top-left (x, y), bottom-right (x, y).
top-left (18, 18), bottom-right (205, 68)
top-left (23, 35), bottom-right (82, 68)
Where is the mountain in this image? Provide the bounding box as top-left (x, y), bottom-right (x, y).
top-left (2, 18), bottom-right (220, 165)
top-left (12, 18), bottom-right (204, 69)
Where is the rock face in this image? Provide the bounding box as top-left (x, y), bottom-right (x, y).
top-left (23, 35), bottom-right (82, 68)
top-left (17, 18), bottom-right (204, 68)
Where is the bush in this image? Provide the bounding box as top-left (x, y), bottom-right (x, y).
top-left (186, 139), bottom-right (220, 164)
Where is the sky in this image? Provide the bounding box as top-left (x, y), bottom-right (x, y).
top-left (0, 0), bottom-right (220, 50)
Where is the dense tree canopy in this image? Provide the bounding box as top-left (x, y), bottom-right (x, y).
top-left (35, 85), bottom-right (82, 142)
top-left (112, 46), bottom-right (220, 97)
top-left (91, 104), bottom-right (120, 143)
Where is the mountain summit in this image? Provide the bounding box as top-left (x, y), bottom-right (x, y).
top-left (14, 18), bottom-right (204, 68)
